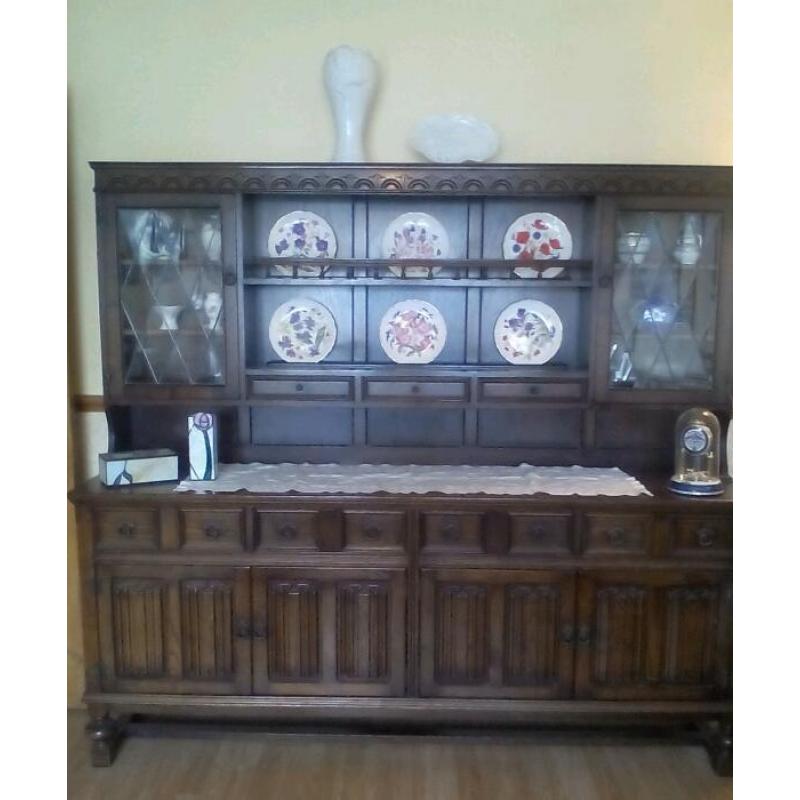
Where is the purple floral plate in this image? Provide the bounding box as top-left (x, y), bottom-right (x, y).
top-left (267, 211), bottom-right (337, 276)
top-left (268, 298), bottom-right (337, 363)
top-left (382, 213), bottom-right (450, 278)
top-left (379, 299), bottom-right (447, 363)
top-left (494, 299), bottom-right (563, 365)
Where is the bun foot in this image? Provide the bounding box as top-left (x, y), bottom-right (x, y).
top-left (86, 714), bottom-right (124, 767)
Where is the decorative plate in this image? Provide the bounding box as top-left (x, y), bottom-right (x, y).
top-left (494, 300), bottom-right (563, 365)
top-left (503, 213), bottom-right (573, 279)
top-left (267, 211), bottom-right (337, 276)
top-left (382, 212), bottom-right (450, 278)
top-left (268, 298), bottom-right (337, 363)
top-left (379, 299), bottom-right (447, 364)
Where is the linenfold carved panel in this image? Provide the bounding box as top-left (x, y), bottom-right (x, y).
top-left (111, 578), bottom-right (167, 678)
top-left (662, 586), bottom-right (720, 685)
top-left (266, 579), bottom-right (320, 681)
top-left (180, 579), bottom-right (234, 681)
top-left (592, 586), bottom-right (649, 685)
top-left (336, 581), bottom-right (390, 681)
top-left (434, 583), bottom-right (489, 685)
top-left (503, 584), bottom-right (560, 686)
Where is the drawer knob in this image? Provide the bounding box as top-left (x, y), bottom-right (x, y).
top-left (528, 525), bottom-right (546, 541)
top-left (697, 527), bottom-right (716, 547)
top-left (364, 526), bottom-right (381, 541)
top-left (607, 527), bottom-right (627, 546)
top-left (441, 524), bottom-right (461, 543)
top-left (278, 525), bottom-right (297, 540)
top-left (204, 525), bottom-right (222, 540)
top-left (528, 385), bottom-right (540, 396)
top-left (411, 384), bottom-right (420, 395)
top-left (117, 523), bottom-right (135, 537)
top-left (295, 383), bottom-right (304, 392)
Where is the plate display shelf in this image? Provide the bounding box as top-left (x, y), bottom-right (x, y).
top-left (72, 162), bottom-right (732, 773)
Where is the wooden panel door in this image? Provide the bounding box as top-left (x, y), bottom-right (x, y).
top-left (97, 565), bottom-right (251, 694)
top-left (575, 570), bottom-right (732, 700)
top-left (252, 568), bottom-right (406, 696)
top-left (420, 569), bottom-right (576, 698)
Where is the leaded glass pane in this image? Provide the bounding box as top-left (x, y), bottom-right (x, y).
top-left (117, 208), bottom-right (225, 385)
top-left (609, 211), bottom-right (719, 391)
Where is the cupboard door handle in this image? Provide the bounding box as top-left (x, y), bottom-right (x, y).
top-left (278, 525), bottom-right (297, 541)
top-left (252, 622), bottom-right (267, 640)
top-left (577, 625), bottom-right (593, 646)
top-left (234, 620), bottom-right (251, 639)
top-left (204, 525), bottom-right (222, 540)
top-left (222, 270), bottom-right (237, 286)
top-left (560, 624), bottom-right (575, 645)
top-left (117, 523), bottom-right (135, 538)
top-left (697, 527), bottom-right (716, 547)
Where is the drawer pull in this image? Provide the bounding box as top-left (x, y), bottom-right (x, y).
top-left (278, 525), bottom-right (298, 541)
top-left (117, 523), bottom-right (135, 538)
top-left (441, 524), bottom-right (461, 543)
top-left (697, 527), bottom-right (716, 547)
top-left (560, 624), bottom-right (575, 645)
top-left (204, 525), bottom-right (222, 540)
top-left (364, 526), bottom-right (382, 541)
top-left (607, 527), bottom-right (627, 546)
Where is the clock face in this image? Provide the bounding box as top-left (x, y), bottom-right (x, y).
top-left (683, 425), bottom-right (712, 454)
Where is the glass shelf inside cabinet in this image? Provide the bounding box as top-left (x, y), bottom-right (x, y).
top-left (117, 208), bottom-right (225, 385)
top-left (609, 211), bottom-right (720, 391)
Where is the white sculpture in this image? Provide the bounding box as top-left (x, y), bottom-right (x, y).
top-left (411, 114), bottom-right (500, 164)
top-left (323, 45), bottom-right (379, 162)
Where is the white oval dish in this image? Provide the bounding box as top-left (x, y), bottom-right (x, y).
top-left (267, 211), bottom-right (337, 276)
top-left (411, 114), bottom-right (499, 164)
top-left (379, 299), bottom-right (447, 364)
top-left (494, 300), bottom-right (563, 365)
top-left (503, 212), bottom-right (573, 279)
top-left (268, 298), bottom-right (337, 363)
top-left (382, 212), bottom-right (449, 278)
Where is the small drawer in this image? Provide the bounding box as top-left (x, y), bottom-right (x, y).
top-left (179, 509), bottom-right (245, 552)
top-left (509, 513), bottom-right (573, 555)
top-left (365, 380), bottom-right (467, 402)
top-left (248, 378), bottom-right (353, 400)
top-left (421, 513), bottom-right (484, 553)
top-left (668, 516), bottom-right (732, 557)
top-left (256, 510), bottom-right (319, 550)
top-left (344, 511), bottom-right (406, 551)
top-left (480, 381), bottom-right (585, 402)
top-left (95, 509), bottom-right (160, 552)
top-left (583, 514), bottom-right (652, 556)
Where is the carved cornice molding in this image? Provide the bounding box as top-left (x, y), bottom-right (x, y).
top-left (91, 163), bottom-right (732, 197)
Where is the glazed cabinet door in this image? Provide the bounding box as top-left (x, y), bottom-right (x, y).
top-left (575, 570), bottom-right (732, 700)
top-left (98, 193), bottom-right (239, 401)
top-left (419, 569), bottom-right (576, 699)
top-left (252, 568), bottom-right (406, 697)
top-left (96, 564), bottom-right (251, 694)
top-left (594, 196), bottom-right (732, 404)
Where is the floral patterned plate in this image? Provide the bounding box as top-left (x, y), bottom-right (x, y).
top-left (494, 299), bottom-right (563, 365)
top-left (379, 299), bottom-right (447, 364)
top-left (503, 212), bottom-right (573, 279)
top-left (267, 211), bottom-right (337, 276)
top-left (268, 298), bottom-right (337, 363)
top-left (382, 212), bottom-right (450, 278)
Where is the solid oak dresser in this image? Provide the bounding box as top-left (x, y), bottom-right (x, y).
top-left (71, 162), bottom-right (732, 771)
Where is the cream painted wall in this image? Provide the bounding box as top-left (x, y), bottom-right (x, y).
top-left (66, 0), bottom-right (731, 706)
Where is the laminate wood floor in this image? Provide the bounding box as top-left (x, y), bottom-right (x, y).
top-left (67, 711), bottom-right (732, 800)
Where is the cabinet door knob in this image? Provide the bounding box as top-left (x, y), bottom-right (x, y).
top-left (117, 523), bottom-right (135, 537)
top-left (204, 525), bottom-right (222, 540)
top-left (234, 620), bottom-right (251, 639)
top-left (560, 624), bottom-right (575, 645)
top-left (577, 625), bottom-right (593, 646)
top-left (697, 527), bottom-right (716, 547)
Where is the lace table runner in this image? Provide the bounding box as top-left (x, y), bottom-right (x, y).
top-left (175, 463), bottom-right (651, 496)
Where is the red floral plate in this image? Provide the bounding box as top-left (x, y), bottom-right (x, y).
top-left (503, 212), bottom-right (573, 279)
